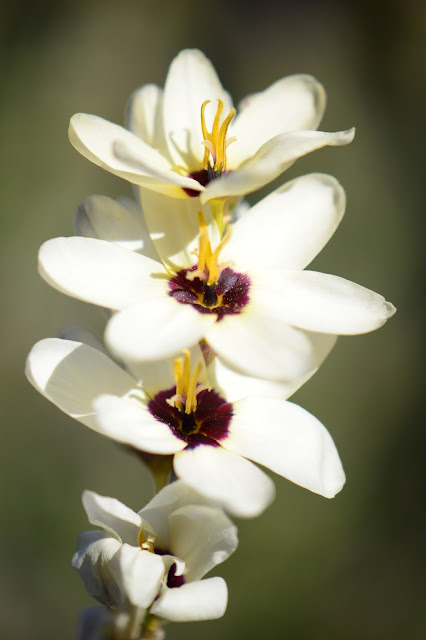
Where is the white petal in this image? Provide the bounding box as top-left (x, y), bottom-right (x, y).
top-left (105, 297), bottom-right (215, 363)
top-left (72, 531), bottom-right (123, 608)
top-left (59, 326), bottom-right (106, 354)
top-left (169, 504), bottom-right (238, 581)
top-left (69, 113), bottom-right (199, 195)
top-left (139, 480), bottom-right (220, 549)
top-left (255, 270), bottom-right (396, 335)
top-left (209, 333), bottom-right (336, 402)
top-left (75, 194), bottom-right (158, 258)
top-left (82, 491), bottom-right (141, 543)
top-left (162, 49), bottom-right (233, 169)
top-left (228, 74), bottom-right (326, 165)
top-left (138, 189), bottom-right (204, 268)
top-left (222, 173), bottom-right (346, 271)
top-left (151, 577), bottom-right (228, 622)
top-left (201, 128), bottom-right (355, 202)
top-left (224, 398), bottom-right (345, 498)
top-left (109, 544), bottom-right (165, 609)
top-left (39, 237), bottom-right (166, 310)
top-left (205, 309), bottom-right (320, 381)
top-left (174, 445), bottom-right (276, 518)
top-left (25, 338), bottom-right (135, 429)
top-left (93, 394), bottom-right (186, 454)
top-left (126, 84), bottom-right (165, 151)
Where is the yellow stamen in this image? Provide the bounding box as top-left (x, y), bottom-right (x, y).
top-left (173, 357), bottom-right (184, 411)
top-left (182, 348), bottom-right (191, 396)
top-left (193, 211), bottom-right (232, 286)
top-left (171, 350), bottom-right (204, 415)
top-left (201, 99), bottom-right (236, 172)
top-left (138, 530), bottom-right (155, 553)
top-left (185, 362), bottom-right (202, 414)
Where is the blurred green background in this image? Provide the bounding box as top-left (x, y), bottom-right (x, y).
top-left (1, 0), bottom-right (424, 638)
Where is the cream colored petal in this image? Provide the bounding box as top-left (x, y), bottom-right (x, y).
top-left (228, 74), bottom-right (326, 165)
top-left (162, 49), bottom-right (233, 169)
top-left (25, 338), bottom-right (136, 430)
top-left (201, 128), bottom-right (355, 202)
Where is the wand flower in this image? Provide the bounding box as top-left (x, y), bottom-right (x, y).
top-left (73, 480), bottom-right (237, 623)
top-left (26, 338), bottom-right (345, 517)
top-left (38, 173), bottom-right (395, 381)
top-left (69, 48), bottom-right (354, 204)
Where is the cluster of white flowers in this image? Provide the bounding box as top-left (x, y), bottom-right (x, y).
top-left (26, 49), bottom-right (395, 639)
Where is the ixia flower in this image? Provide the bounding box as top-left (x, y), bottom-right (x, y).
top-left (38, 173), bottom-right (395, 381)
top-left (73, 480), bottom-right (237, 622)
top-left (69, 48), bottom-right (354, 203)
top-left (26, 338), bottom-right (345, 517)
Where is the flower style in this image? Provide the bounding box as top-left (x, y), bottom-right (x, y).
top-left (26, 336), bottom-right (345, 517)
top-left (69, 49), bottom-right (354, 203)
top-left (73, 480), bottom-right (237, 624)
top-left (38, 173), bottom-right (395, 382)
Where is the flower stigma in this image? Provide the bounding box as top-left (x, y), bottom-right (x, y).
top-left (184, 99), bottom-right (236, 197)
top-left (201, 99), bottom-right (236, 175)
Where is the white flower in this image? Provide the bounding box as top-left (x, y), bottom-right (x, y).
top-left (73, 480), bottom-right (237, 623)
top-left (26, 338), bottom-right (344, 517)
top-left (38, 173), bottom-right (395, 382)
top-left (69, 49), bottom-right (354, 204)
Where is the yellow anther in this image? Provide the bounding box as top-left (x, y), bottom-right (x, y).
top-left (171, 350), bottom-right (203, 415)
top-left (173, 357), bottom-right (184, 411)
top-left (182, 349), bottom-right (191, 396)
top-left (207, 226), bottom-right (232, 286)
top-left (138, 530), bottom-right (156, 553)
top-left (185, 362), bottom-right (202, 415)
top-left (200, 99), bottom-right (236, 172)
top-left (193, 211), bottom-right (232, 286)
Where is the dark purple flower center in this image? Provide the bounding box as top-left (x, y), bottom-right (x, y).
top-left (148, 386), bottom-right (233, 449)
top-left (183, 167), bottom-right (229, 198)
top-left (166, 562), bottom-right (185, 589)
top-left (169, 265), bottom-right (250, 321)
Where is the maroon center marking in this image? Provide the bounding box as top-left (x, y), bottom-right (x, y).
top-left (166, 562), bottom-right (185, 589)
top-left (183, 167), bottom-right (230, 198)
top-left (169, 266), bottom-right (250, 321)
top-left (148, 386), bottom-right (233, 449)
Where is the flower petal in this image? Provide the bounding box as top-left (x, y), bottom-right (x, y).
top-left (105, 297), bottom-right (215, 363)
top-left (209, 333), bottom-right (336, 402)
top-left (59, 326), bottom-right (106, 353)
top-left (138, 189), bottom-right (204, 268)
top-left (25, 338), bottom-right (135, 429)
top-left (82, 491), bottom-right (141, 543)
top-left (75, 194), bottom-right (158, 258)
top-left (201, 128), bottom-right (355, 202)
top-left (222, 173), bottom-right (346, 271)
top-left (255, 270), bottom-right (396, 335)
top-left (223, 398), bottom-right (345, 498)
top-left (150, 577), bottom-right (228, 622)
top-left (162, 49), bottom-right (233, 169)
top-left (109, 544), bottom-right (165, 609)
top-left (126, 83), bottom-right (166, 151)
top-left (69, 113), bottom-right (199, 196)
top-left (72, 531), bottom-right (123, 608)
top-left (173, 445), bottom-right (276, 518)
top-left (205, 309), bottom-right (321, 381)
top-left (139, 480), bottom-right (220, 549)
top-left (228, 74), bottom-right (326, 165)
top-left (93, 394), bottom-right (186, 454)
top-left (169, 504), bottom-right (238, 581)
top-left (38, 237), bottom-right (166, 310)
